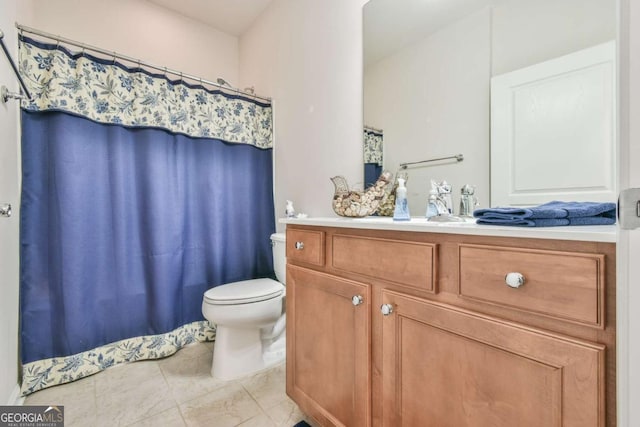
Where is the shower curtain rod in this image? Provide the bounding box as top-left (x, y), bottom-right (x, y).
top-left (15, 23), bottom-right (271, 103)
top-left (364, 124), bottom-right (383, 133)
top-left (0, 28), bottom-right (33, 102)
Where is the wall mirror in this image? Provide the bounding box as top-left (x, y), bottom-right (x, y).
top-left (363, 0), bottom-right (616, 213)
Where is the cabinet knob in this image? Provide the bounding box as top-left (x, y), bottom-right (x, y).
top-left (380, 304), bottom-right (394, 316)
top-left (352, 295), bottom-right (364, 306)
top-left (505, 272), bottom-right (525, 288)
top-left (294, 241), bottom-right (304, 250)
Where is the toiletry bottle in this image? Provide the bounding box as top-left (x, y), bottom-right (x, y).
top-left (426, 189), bottom-right (439, 218)
top-left (393, 178), bottom-right (411, 221)
top-left (285, 200), bottom-right (296, 218)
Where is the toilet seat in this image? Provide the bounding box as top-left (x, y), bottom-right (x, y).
top-left (204, 278), bottom-right (284, 305)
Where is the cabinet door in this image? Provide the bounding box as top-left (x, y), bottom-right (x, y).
top-left (287, 265), bottom-right (371, 427)
top-left (380, 290), bottom-right (605, 427)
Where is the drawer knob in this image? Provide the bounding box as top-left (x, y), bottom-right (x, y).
top-left (505, 272), bottom-right (525, 288)
top-left (294, 241), bottom-right (304, 250)
top-left (352, 295), bottom-right (364, 306)
top-left (380, 304), bottom-right (394, 316)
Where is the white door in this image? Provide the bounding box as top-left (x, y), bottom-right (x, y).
top-left (618, 1), bottom-right (640, 425)
top-left (491, 41), bottom-right (616, 207)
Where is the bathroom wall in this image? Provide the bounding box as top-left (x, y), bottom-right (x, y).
top-left (240, 0), bottom-right (368, 226)
top-left (0, 0), bottom-right (32, 405)
top-left (491, 0), bottom-right (616, 76)
top-left (22, 0), bottom-right (239, 85)
top-left (364, 8), bottom-right (491, 214)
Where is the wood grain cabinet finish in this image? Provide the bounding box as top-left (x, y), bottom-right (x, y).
top-left (286, 229), bottom-right (325, 266)
top-left (458, 244), bottom-right (605, 327)
top-left (332, 234), bottom-right (437, 293)
top-left (284, 225), bottom-right (615, 427)
top-left (286, 265), bottom-right (371, 427)
top-left (381, 290), bottom-right (605, 427)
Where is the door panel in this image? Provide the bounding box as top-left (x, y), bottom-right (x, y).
top-left (381, 290), bottom-right (605, 427)
top-left (286, 265), bottom-right (370, 427)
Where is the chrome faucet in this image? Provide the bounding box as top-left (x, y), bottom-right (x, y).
top-left (434, 180), bottom-right (453, 215)
top-left (459, 184), bottom-right (478, 217)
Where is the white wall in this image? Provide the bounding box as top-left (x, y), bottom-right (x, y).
top-left (240, 0), bottom-right (367, 228)
top-left (22, 0), bottom-right (239, 85)
top-left (492, 0), bottom-right (616, 76)
top-left (364, 8), bottom-right (491, 214)
top-left (0, 0), bottom-right (33, 405)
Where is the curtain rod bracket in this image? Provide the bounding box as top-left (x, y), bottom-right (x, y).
top-left (1, 85), bottom-right (29, 103)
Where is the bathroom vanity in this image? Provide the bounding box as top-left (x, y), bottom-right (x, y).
top-left (282, 218), bottom-right (616, 427)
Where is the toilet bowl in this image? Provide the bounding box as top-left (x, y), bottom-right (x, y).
top-left (201, 233), bottom-right (286, 380)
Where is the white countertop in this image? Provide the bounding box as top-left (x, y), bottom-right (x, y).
top-left (280, 216), bottom-right (617, 243)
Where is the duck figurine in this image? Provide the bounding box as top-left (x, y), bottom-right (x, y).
top-left (331, 170), bottom-right (392, 217)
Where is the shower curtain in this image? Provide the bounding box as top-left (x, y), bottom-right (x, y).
top-left (364, 128), bottom-right (383, 187)
top-left (18, 36), bottom-right (275, 395)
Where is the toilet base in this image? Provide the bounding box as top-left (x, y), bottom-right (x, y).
top-left (263, 334), bottom-right (286, 367)
top-left (211, 325), bottom-right (286, 381)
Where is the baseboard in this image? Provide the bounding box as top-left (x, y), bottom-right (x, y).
top-left (8, 384), bottom-right (24, 405)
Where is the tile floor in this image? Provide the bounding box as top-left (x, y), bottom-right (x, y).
top-left (24, 342), bottom-right (315, 427)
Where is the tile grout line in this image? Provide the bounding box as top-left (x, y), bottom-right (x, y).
top-left (239, 384), bottom-right (275, 427)
top-left (157, 350), bottom-right (195, 427)
top-left (239, 369), bottom-right (294, 427)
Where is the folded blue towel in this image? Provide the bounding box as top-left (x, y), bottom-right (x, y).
top-left (474, 201), bottom-right (616, 227)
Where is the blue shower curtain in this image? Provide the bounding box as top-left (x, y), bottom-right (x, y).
top-left (363, 128), bottom-right (383, 188)
top-left (364, 163), bottom-right (383, 188)
top-left (18, 36), bottom-right (275, 393)
top-left (21, 110), bottom-right (275, 363)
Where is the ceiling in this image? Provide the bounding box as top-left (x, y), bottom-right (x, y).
top-left (147, 0), bottom-right (273, 36)
top-left (364, 0), bottom-right (502, 68)
top-left (146, 0), bottom-right (501, 66)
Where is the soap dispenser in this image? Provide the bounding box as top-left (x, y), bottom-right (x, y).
top-left (393, 178), bottom-right (410, 221)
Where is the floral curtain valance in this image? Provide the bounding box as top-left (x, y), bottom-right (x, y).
top-left (364, 128), bottom-right (383, 165)
top-left (19, 36), bottom-right (273, 148)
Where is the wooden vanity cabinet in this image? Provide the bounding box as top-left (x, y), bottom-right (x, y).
top-left (285, 225), bottom-right (616, 427)
top-left (286, 254), bottom-right (371, 426)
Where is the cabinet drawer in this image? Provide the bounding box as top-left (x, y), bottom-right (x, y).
top-left (458, 244), bottom-right (605, 327)
top-left (286, 229), bottom-right (325, 266)
top-left (332, 234), bottom-right (437, 293)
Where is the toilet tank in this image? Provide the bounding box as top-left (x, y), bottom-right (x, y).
top-left (270, 233), bottom-right (286, 284)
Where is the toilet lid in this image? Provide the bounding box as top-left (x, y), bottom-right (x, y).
top-left (204, 278), bottom-right (284, 305)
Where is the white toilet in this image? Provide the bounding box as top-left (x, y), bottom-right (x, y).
top-left (202, 233), bottom-right (286, 380)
